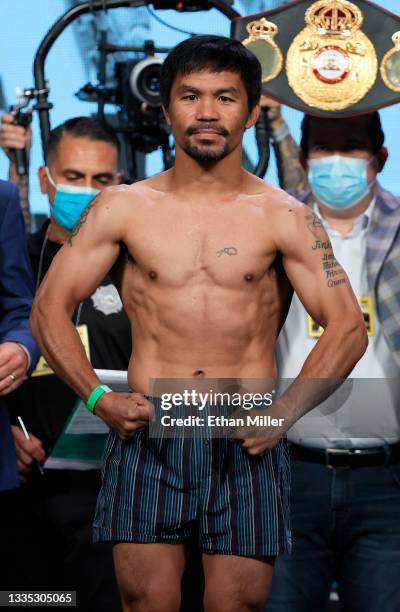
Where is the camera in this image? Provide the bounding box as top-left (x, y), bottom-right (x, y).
top-left (128, 57), bottom-right (163, 106)
top-left (76, 37), bottom-right (172, 180)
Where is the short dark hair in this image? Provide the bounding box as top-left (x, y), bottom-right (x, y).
top-left (300, 112), bottom-right (385, 157)
top-left (160, 35), bottom-right (262, 112)
top-left (46, 116), bottom-right (120, 163)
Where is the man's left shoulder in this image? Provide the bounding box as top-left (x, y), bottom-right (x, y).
top-left (285, 188), bottom-right (312, 206)
top-left (247, 175), bottom-right (306, 212)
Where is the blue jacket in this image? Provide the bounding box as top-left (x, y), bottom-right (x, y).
top-left (0, 180), bottom-right (39, 492)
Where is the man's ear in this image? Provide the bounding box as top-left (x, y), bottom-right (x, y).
top-left (162, 105), bottom-right (171, 126)
top-left (245, 102), bottom-right (260, 130)
top-left (38, 165), bottom-right (49, 194)
top-left (376, 146), bottom-right (388, 173)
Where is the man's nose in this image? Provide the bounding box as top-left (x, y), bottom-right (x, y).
top-left (83, 176), bottom-right (98, 189)
top-left (195, 97), bottom-right (219, 121)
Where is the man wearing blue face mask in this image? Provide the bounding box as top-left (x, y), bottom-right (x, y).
top-left (2, 116), bottom-right (129, 611)
top-left (266, 112), bottom-right (400, 611)
top-left (37, 117), bottom-right (123, 237)
top-left (44, 166), bottom-right (101, 231)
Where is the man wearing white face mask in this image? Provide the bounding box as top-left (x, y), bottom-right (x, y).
top-left (2, 116), bottom-right (128, 611)
top-left (266, 112), bottom-right (400, 611)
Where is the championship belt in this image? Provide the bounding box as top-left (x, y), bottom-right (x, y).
top-left (232, 0), bottom-right (400, 117)
top-left (242, 18), bottom-right (283, 83)
top-left (381, 32), bottom-right (400, 93)
top-left (286, 1), bottom-right (377, 112)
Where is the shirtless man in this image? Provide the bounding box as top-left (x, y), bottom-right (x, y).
top-left (31, 36), bottom-right (367, 611)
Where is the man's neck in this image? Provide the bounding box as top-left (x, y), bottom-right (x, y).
top-left (316, 189), bottom-right (375, 236)
top-left (170, 147), bottom-right (245, 198)
top-left (47, 218), bottom-right (69, 244)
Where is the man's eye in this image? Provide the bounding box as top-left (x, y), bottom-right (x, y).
top-left (219, 96), bottom-right (233, 103)
top-left (97, 178), bottom-right (112, 186)
top-left (182, 94), bottom-right (197, 101)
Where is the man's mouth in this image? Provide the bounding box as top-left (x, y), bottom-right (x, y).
top-left (187, 125), bottom-right (229, 138)
top-left (193, 130), bottom-right (222, 138)
top-left (194, 129), bottom-right (220, 133)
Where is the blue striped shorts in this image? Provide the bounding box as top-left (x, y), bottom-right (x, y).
top-left (93, 400), bottom-right (292, 558)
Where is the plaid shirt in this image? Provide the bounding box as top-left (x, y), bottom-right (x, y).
top-left (293, 184), bottom-right (400, 366)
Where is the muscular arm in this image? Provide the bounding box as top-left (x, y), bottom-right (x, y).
top-left (30, 188), bottom-right (154, 438)
top-left (31, 192), bottom-right (121, 397)
top-left (278, 201), bottom-right (367, 412)
top-left (286, 206), bottom-right (366, 370)
top-left (235, 196), bottom-right (368, 454)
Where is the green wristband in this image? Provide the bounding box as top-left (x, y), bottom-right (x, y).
top-left (86, 384), bottom-right (111, 413)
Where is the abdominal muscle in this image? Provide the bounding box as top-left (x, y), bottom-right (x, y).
top-left (122, 278), bottom-right (282, 395)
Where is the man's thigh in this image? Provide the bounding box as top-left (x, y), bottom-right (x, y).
top-left (113, 542), bottom-right (186, 612)
top-left (203, 552), bottom-right (275, 612)
top-left (337, 463), bottom-right (400, 612)
top-left (266, 459), bottom-right (335, 612)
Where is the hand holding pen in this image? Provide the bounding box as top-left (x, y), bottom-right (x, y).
top-left (11, 417), bottom-right (46, 479)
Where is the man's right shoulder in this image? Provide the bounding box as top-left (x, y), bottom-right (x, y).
top-left (82, 183), bottom-right (157, 237)
top-left (95, 181), bottom-right (156, 209)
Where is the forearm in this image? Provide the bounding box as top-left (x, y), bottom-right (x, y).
top-left (31, 305), bottom-right (101, 401)
top-left (8, 162), bottom-right (31, 232)
top-left (271, 119), bottom-right (308, 192)
top-left (276, 321), bottom-right (367, 427)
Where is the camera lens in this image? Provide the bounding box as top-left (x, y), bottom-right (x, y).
top-left (129, 57), bottom-right (163, 106)
top-left (144, 71), bottom-right (160, 94)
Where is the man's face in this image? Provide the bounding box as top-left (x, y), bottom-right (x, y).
top-left (39, 134), bottom-right (121, 202)
top-left (305, 116), bottom-right (383, 183)
top-left (164, 69), bottom-right (259, 164)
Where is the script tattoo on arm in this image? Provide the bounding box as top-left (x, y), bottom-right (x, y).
top-left (216, 247), bottom-right (238, 257)
top-left (311, 238), bottom-right (347, 288)
top-left (67, 199), bottom-right (97, 246)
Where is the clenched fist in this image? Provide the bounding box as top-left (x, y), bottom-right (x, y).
top-left (95, 391), bottom-right (155, 441)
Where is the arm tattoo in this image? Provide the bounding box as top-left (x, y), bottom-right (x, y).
top-left (68, 199), bottom-right (97, 246)
top-left (272, 133), bottom-right (309, 191)
top-left (321, 254), bottom-right (347, 287)
top-left (305, 212), bottom-right (323, 238)
top-left (310, 233), bottom-right (347, 287)
top-left (216, 247), bottom-right (238, 257)
top-left (11, 172), bottom-right (31, 232)
top-left (312, 239), bottom-right (332, 250)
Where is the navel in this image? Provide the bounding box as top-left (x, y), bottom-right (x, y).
top-left (194, 370), bottom-right (205, 377)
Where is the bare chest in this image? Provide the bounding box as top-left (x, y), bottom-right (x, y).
top-left (122, 210), bottom-right (276, 288)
